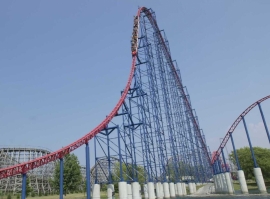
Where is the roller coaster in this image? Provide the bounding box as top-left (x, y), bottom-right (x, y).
top-left (1, 6), bottom-right (269, 198)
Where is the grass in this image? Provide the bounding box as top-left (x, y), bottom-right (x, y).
top-left (0, 192), bottom-right (121, 199)
top-left (185, 184), bottom-right (204, 195)
top-left (0, 184), bottom-right (206, 199)
top-left (196, 184), bottom-right (204, 190)
top-left (233, 181), bottom-right (270, 191)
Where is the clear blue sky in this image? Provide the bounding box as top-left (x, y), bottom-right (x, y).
top-left (1, 1), bottom-right (270, 166)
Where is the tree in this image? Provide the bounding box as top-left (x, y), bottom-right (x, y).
top-left (113, 162), bottom-right (146, 184)
top-left (167, 161), bottom-right (197, 182)
top-left (112, 162), bottom-right (145, 193)
top-left (229, 147), bottom-right (270, 180)
top-left (26, 178), bottom-right (32, 197)
top-left (52, 153), bottom-right (82, 194)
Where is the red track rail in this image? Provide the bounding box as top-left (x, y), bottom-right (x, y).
top-left (211, 95), bottom-right (270, 164)
top-left (0, 7), bottom-right (210, 179)
top-left (0, 7), bottom-right (143, 180)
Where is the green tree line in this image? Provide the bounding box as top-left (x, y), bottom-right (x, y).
top-left (229, 147), bottom-right (270, 180)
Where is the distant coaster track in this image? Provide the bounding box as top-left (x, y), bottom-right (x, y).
top-left (211, 95), bottom-right (270, 164)
top-left (0, 7), bottom-right (210, 179)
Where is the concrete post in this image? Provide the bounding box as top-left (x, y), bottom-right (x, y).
top-left (224, 172), bottom-right (234, 194)
top-left (132, 182), bottom-right (140, 199)
top-left (143, 184), bottom-right (149, 199)
top-left (188, 182), bottom-right (194, 194)
top-left (213, 175), bottom-right (218, 193)
top-left (254, 168), bottom-right (267, 194)
top-left (176, 183), bottom-right (183, 196)
top-left (169, 182), bottom-right (175, 197)
top-left (193, 183), bottom-right (196, 193)
top-left (107, 184), bottom-right (114, 199)
top-left (237, 170), bottom-right (248, 194)
top-left (92, 184), bottom-right (100, 199)
top-left (181, 183), bottom-right (187, 195)
top-left (217, 174), bottom-right (224, 193)
top-left (127, 184), bottom-right (132, 199)
top-left (139, 184), bottom-right (142, 199)
top-left (147, 182), bottom-right (155, 199)
top-left (163, 182), bottom-right (170, 198)
top-left (159, 183), bottom-right (164, 198)
top-left (155, 183), bottom-right (160, 199)
top-left (174, 184), bottom-right (178, 195)
top-left (119, 182), bottom-right (128, 199)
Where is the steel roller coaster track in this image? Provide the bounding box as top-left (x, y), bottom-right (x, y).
top-left (0, 7), bottom-right (210, 179)
top-left (211, 95), bottom-right (270, 164)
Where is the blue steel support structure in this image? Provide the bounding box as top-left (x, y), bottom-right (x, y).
top-left (117, 126), bottom-right (124, 181)
top-left (59, 158), bottom-right (63, 199)
top-left (258, 102), bottom-right (270, 144)
top-left (170, 62), bottom-right (191, 181)
top-left (21, 173), bottom-right (26, 199)
top-left (167, 62), bottom-right (187, 182)
top-left (140, 12), bottom-right (170, 182)
top-left (177, 104), bottom-right (191, 182)
top-left (230, 133), bottom-right (241, 170)
top-left (167, 29), bottom-right (211, 182)
top-left (194, 114), bottom-right (206, 182)
top-left (85, 142), bottom-right (91, 199)
top-left (164, 32), bottom-right (194, 183)
top-left (221, 148), bottom-right (228, 172)
top-left (133, 65), bottom-right (157, 182)
top-left (153, 30), bottom-right (180, 183)
top-left (88, 8), bottom-right (212, 187)
top-left (242, 116), bottom-right (258, 168)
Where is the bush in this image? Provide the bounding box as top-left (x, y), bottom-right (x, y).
top-left (16, 194), bottom-right (20, 199)
top-left (7, 194), bottom-right (11, 199)
top-left (31, 192), bottom-right (35, 197)
top-left (44, 193), bottom-right (47, 196)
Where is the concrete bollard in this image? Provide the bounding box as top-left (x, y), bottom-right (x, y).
top-left (213, 175), bottom-right (218, 193)
top-left (224, 172), bottom-right (234, 194)
top-left (237, 170), bottom-right (248, 194)
top-left (181, 183), bottom-right (187, 195)
top-left (147, 182), bottom-right (155, 199)
top-left (254, 168), bottom-right (267, 194)
top-left (159, 183), bottom-right (164, 198)
top-left (92, 184), bottom-right (100, 199)
top-left (193, 183), bottom-right (196, 193)
top-left (176, 182), bottom-right (183, 196)
top-left (174, 184), bottom-right (178, 195)
top-left (107, 184), bottom-right (114, 199)
top-left (221, 173), bottom-right (228, 193)
top-left (163, 182), bottom-right (170, 198)
top-left (132, 182), bottom-right (140, 199)
top-left (119, 182), bottom-right (128, 199)
top-left (127, 184), bottom-right (132, 199)
top-left (217, 174), bottom-right (224, 193)
top-left (155, 183), bottom-right (160, 199)
top-left (143, 184), bottom-right (149, 199)
top-left (169, 182), bottom-right (175, 197)
top-left (188, 182), bottom-right (194, 194)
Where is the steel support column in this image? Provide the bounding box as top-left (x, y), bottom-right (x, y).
top-left (86, 142), bottom-right (91, 199)
top-left (59, 158), bottom-right (63, 199)
top-left (21, 173), bottom-right (26, 199)
top-left (230, 133), bottom-right (241, 170)
top-left (242, 116), bottom-right (258, 168)
top-left (258, 103), bottom-right (270, 144)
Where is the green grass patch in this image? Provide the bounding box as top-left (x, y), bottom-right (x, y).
top-left (233, 181), bottom-right (270, 191)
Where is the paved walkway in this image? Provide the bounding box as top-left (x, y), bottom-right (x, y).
top-left (192, 183), bottom-right (215, 195)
